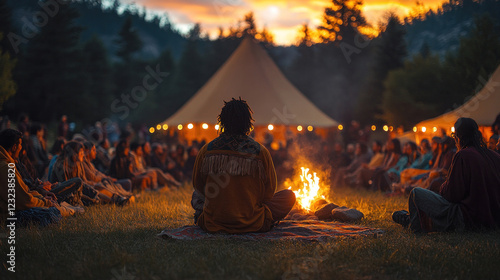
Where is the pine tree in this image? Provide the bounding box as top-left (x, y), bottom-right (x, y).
top-left (13, 3), bottom-right (83, 122)
top-left (172, 24), bottom-right (204, 114)
top-left (355, 14), bottom-right (407, 124)
top-left (114, 16), bottom-right (143, 63)
top-left (81, 35), bottom-right (114, 122)
top-left (318, 0), bottom-right (368, 43)
top-left (243, 12), bottom-right (257, 37)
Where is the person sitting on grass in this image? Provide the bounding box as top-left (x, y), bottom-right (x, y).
top-left (52, 141), bottom-right (129, 206)
top-left (93, 138), bottom-right (112, 174)
top-left (82, 141), bottom-right (134, 198)
top-left (109, 140), bottom-right (153, 191)
top-left (392, 118), bottom-right (500, 233)
top-left (191, 98), bottom-right (296, 234)
top-left (0, 129), bottom-right (76, 226)
top-left (130, 142), bottom-right (180, 189)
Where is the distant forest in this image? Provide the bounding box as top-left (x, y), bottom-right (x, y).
top-left (1, 0), bottom-right (500, 130)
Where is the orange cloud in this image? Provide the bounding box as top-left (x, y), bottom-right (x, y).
top-left (129, 0), bottom-right (447, 45)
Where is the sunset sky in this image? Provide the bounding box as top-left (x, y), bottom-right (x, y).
top-left (119, 0), bottom-right (446, 45)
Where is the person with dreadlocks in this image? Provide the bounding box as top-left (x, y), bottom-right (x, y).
top-left (392, 118), bottom-right (500, 232)
top-left (191, 98), bottom-right (296, 233)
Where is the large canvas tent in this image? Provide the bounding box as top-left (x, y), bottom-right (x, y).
top-left (414, 64), bottom-right (500, 140)
top-left (159, 37), bottom-right (338, 143)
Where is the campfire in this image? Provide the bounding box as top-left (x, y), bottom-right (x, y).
top-left (285, 166), bottom-right (364, 222)
top-left (288, 167), bottom-right (325, 212)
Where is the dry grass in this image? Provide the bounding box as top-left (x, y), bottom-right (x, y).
top-left (1, 184), bottom-right (500, 279)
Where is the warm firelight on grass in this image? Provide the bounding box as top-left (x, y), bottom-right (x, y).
top-left (288, 167), bottom-right (325, 212)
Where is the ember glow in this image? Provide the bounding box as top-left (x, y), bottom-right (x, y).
top-left (288, 167), bottom-right (325, 212)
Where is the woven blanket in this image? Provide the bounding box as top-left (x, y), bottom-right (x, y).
top-left (158, 220), bottom-right (383, 241)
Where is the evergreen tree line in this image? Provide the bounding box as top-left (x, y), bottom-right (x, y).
top-left (0, 0), bottom-right (499, 131)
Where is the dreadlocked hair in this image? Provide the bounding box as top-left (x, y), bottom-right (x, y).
top-left (217, 97), bottom-right (254, 135)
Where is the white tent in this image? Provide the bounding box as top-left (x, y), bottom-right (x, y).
top-left (161, 37), bottom-right (338, 128)
top-left (416, 65), bottom-right (500, 131)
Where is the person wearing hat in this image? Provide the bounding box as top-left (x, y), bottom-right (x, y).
top-left (392, 118), bottom-right (500, 232)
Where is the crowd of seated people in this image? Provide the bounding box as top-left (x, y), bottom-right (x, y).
top-left (0, 117), bottom-right (202, 227)
top-left (2, 114), bottom-right (500, 228)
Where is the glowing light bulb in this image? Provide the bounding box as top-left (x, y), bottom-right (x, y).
top-left (338, 124), bottom-right (343, 131)
top-left (177, 124), bottom-right (183, 130)
top-left (163, 124), bottom-right (168, 130)
top-left (413, 127), bottom-right (417, 133)
top-left (268, 124), bottom-right (274, 131)
top-left (215, 124), bottom-right (220, 130)
top-left (371, 125), bottom-right (376, 131)
top-left (149, 127), bottom-right (155, 133)
top-left (297, 125), bottom-right (303, 132)
top-left (187, 123), bottom-right (194, 129)
top-left (156, 124), bottom-right (161, 130)
top-left (202, 123), bottom-right (208, 129)
top-left (383, 125), bottom-right (389, 132)
top-left (307, 126), bottom-right (313, 132)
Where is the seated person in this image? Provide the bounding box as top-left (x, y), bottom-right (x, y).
top-left (345, 141), bottom-right (384, 187)
top-left (130, 142), bottom-right (180, 188)
top-left (410, 137), bottom-right (455, 192)
top-left (82, 142), bottom-right (134, 198)
top-left (17, 138), bottom-right (84, 207)
top-left (399, 139), bottom-right (433, 184)
top-left (0, 130), bottom-right (75, 226)
top-left (93, 138), bottom-right (112, 173)
top-left (109, 140), bottom-right (153, 191)
top-left (28, 123), bottom-right (51, 178)
top-left (52, 141), bottom-right (128, 205)
top-left (333, 142), bottom-right (371, 188)
top-left (48, 138), bottom-right (66, 182)
top-left (191, 98), bottom-right (296, 233)
top-left (358, 138), bottom-right (402, 189)
top-left (488, 135), bottom-right (499, 152)
top-left (392, 118), bottom-right (500, 232)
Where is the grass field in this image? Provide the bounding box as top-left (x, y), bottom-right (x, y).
top-left (1, 184), bottom-right (500, 280)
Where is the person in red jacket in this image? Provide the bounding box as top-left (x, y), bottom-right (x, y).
top-left (392, 118), bottom-right (500, 232)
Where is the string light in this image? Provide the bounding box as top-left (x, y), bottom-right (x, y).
top-left (149, 127), bottom-right (155, 133)
top-left (338, 124), bottom-right (343, 131)
top-left (268, 124), bottom-right (274, 131)
top-left (202, 123), bottom-right (208, 129)
top-left (371, 125), bottom-right (376, 131)
top-left (421, 127), bottom-right (427, 133)
top-left (297, 125), bottom-right (303, 132)
top-left (413, 127), bottom-right (417, 133)
top-left (163, 124), bottom-right (168, 130)
top-left (307, 126), bottom-right (313, 131)
top-left (383, 125), bottom-right (389, 132)
top-left (432, 127), bottom-right (437, 133)
top-left (156, 124), bottom-right (161, 130)
top-left (187, 123), bottom-right (194, 129)
top-left (177, 124), bottom-right (183, 130)
top-left (215, 124), bottom-right (220, 130)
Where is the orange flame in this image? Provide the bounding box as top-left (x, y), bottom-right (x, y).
top-left (288, 167), bottom-right (324, 212)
